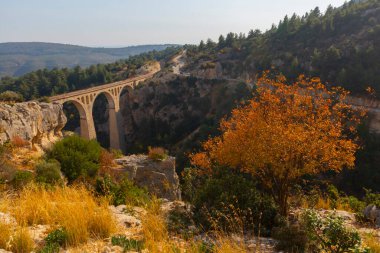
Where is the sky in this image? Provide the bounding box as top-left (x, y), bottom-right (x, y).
top-left (1, 0), bottom-right (347, 47)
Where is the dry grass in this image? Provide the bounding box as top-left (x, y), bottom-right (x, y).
top-left (9, 227), bottom-right (34, 253)
top-left (141, 198), bottom-right (253, 253)
top-left (11, 136), bottom-right (30, 148)
top-left (141, 198), bottom-right (173, 252)
top-left (0, 221), bottom-right (12, 249)
top-left (214, 237), bottom-right (247, 253)
top-left (0, 184), bottom-right (116, 246)
top-left (363, 233), bottom-right (380, 253)
top-left (148, 147), bottom-right (168, 161)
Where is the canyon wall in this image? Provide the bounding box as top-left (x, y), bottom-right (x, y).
top-left (0, 102), bottom-right (67, 149)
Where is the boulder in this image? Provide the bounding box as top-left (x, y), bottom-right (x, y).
top-left (115, 155), bottom-right (181, 201)
top-left (0, 102), bottom-right (66, 149)
top-left (364, 205), bottom-right (380, 227)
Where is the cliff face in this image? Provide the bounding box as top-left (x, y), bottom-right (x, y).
top-left (0, 102), bottom-right (67, 149)
top-left (118, 74), bottom-right (250, 158)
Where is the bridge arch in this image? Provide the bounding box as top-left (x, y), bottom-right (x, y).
top-left (62, 99), bottom-right (96, 140)
top-left (91, 90), bottom-right (122, 150)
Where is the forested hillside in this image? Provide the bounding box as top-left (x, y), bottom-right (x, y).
top-left (0, 42), bottom-right (176, 77)
top-left (185, 0), bottom-right (380, 94)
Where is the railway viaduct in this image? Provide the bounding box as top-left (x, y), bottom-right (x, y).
top-left (50, 70), bottom-right (158, 151)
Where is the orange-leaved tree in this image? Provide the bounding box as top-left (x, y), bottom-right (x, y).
top-left (190, 73), bottom-right (363, 216)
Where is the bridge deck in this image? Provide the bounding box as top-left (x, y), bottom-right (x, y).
top-left (50, 72), bottom-right (155, 102)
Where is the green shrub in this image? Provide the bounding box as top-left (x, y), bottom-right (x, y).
top-left (38, 243), bottom-right (59, 253)
top-left (11, 170), bottom-right (34, 189)
top-left (301, 209), bottom-right (364, 253)
top-left (38, 228), bottom-right (68, 253)
top-left (95, 175), bottom-right (150, 206)
top-left (35, 160), bottom-right (63, 186)
top-left (340, 196), bottom-right (366, 213)
top-left (111, 235), bottom-right (144, 251)
top-left (45, 228), bottom-right (68, 247)
top-left (49, 135), bottom-right (102, 183)
top-left (272, 225), bottom-right (308, 253)
top-left (184, 167), bottom-right (277, 235)
top-left (364, 189), bottom-right (380, 207)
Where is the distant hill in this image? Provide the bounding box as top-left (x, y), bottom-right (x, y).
top-left (0, 42), bottom-right (177, 77)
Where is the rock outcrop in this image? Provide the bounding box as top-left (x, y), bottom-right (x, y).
top-left (0, 102), bottom-right (67, 149)
top-left (364, 205), bottom-right (380, 227)
top-left (115, 154), bottom-right (181, 201)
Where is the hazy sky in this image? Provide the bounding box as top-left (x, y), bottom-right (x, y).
top-left (1, 0), bottom-right (347, 47)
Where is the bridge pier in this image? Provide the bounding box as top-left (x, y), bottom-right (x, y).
top-left (80, 113), bottom-right (96, 140)
top-left (108, 102), bottom-right (123, 151)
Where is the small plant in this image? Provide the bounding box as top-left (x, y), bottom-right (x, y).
top-left (111, 235), bottom-right (144, 252)
top-left (11, 135), bottom-right (30, 148)
top-left (38, 228), bottom-right (68, 253)
top-left (111, 149), bottom-right (124, 159)
top-left (35, 160), bottom-right (63, 186)
top-left (45, 227), bottom-right (68, 247)
top-left (148, 147), bottom-right (168, 161)
top-left (10, 227), bottom-right (34, 253)
top-left (0, 91), bottom-right (24, 102)
top-left (96, 175), bottom-right (150, 206)
top-left (11, 170), bottom-right (34, 189)
top-left (272, 224), bottom-right (308, 253)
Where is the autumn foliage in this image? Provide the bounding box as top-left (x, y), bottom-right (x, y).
top-left (191, 73), bottom-right (363, 215)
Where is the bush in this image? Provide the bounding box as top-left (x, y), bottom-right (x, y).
top-left (0, 91), bottom-right (24, 102)
top-left (148, 147), bottom-right (168, 161)
top-left (111, 235), bottom-right (144, 251)
top-left (45, 228), bottom-right (68, 247)
top-left (11, 170), bottom-right (34, 189)
top-left (184, 167), bottom-right (278, 235)
top-left (35, 160), bottom-right (63, 186)
top-left (301, 209), bottom-right (364, 253)
top-left (95, 175), bottom-right (150, 206)
top-left (49, 135), bottom-right (102, 183)
top-left (272, 225), bottom-right (308, 253)
top-left (364, 189), bottom-right (380, 207)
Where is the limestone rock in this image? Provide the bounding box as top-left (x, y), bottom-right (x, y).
top-left (364, 205), bottom-right (380, 227)
top-left (0, 102), bottom-right (66, 149)
top-left (115, 155), bottom-right (181, 201)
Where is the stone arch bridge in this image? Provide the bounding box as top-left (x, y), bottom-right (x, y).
top-left (50, 71), bottom-right (157, 151)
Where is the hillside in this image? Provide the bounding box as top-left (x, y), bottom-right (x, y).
top-left (184, 0), bottom-right (380, 94)
top-left (0, 42), bottom-right (176, 77)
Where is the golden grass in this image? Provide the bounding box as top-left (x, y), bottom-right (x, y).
top-left (214, 237), bottom-right (247, 253)
top-left (363, 233), bottom-right (380, 253)
top-left (140, 198), bottom-right (252, 253)
top-left (9, 227), bottom-right (34, 253)
top-left (0, 184), bottom-right (116, 246)
top-left (141, 198), bottom-right (173, 252)
top-left (0, 221), bottom-right (12, 249)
